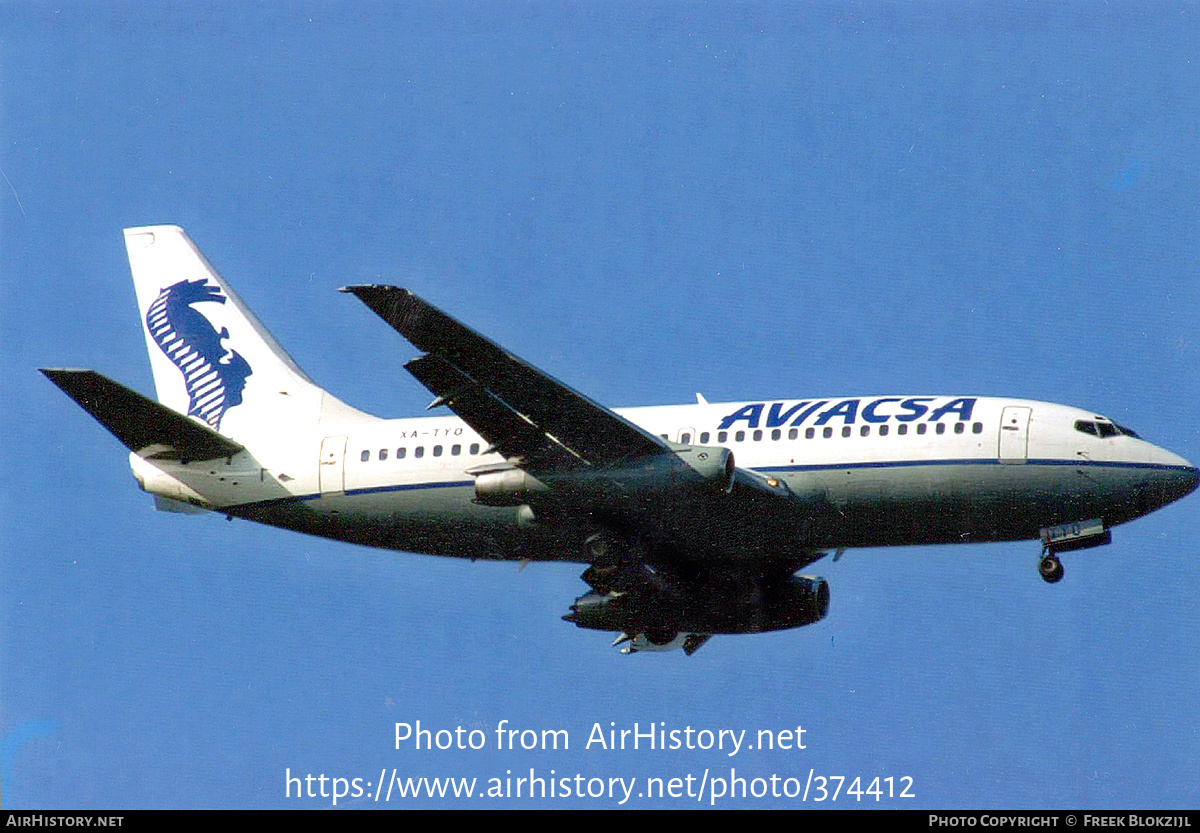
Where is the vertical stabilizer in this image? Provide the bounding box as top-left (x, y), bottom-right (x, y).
top-left (124, 226), bottom-right (368, 443)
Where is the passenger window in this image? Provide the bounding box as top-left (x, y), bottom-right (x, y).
top-left (936, 423), bottom-right (946, 435)
top-left (433, 445), bottom-right (443, 457)
top-left (771, 429), bottom-right (781, 441)
top-left (361, 450), bottom-right (370, 462)
top-left (415, 446), bottom-right (424, 458)
top-left (806, 428), bottom-right (815, 439)
top-left (718, 431), bottom-right (728, 443)
top-left (860, 425), bottom-right (870, 437)
top-left (823, 427), bottom-right (833, 439)
top-left (879, 424), bottom-right (889, 436)
top-left (897, 424), bottom-right (907, 435)
top-left (954, 423), bottom-right (964, 434)
top-left (681, 432), bottom-right (692, 444)
top-left (972, 422), bottom-right (982, 434)
top-left (753, 430), bottom-right (763, 441)
top-left (397, 448), bottom-right (406, 459)
top-left (452, 444), bottom-right (461, 455)
top-left (470, 443), bottom-right (480, 455)
top-left (379, 448), bottom-right (388, 461)
top-left (735, 431), bottom-right (745, 442)
top-left (700, 432), bottom-right (710, 444)
top-left (788, 428), bottom-right (798, 440)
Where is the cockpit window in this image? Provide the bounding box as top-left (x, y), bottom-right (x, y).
top-left (1075, 419), bottom-right (1139, 439)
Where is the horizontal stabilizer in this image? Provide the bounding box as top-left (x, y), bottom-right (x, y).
top-left (40, 369), bottom-right (244, 461)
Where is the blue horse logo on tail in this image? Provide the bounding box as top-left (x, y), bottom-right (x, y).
top-left (145, 279), bottom-right (253, 430)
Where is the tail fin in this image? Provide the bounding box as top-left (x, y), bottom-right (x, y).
top-left (124, 226), bottom-right (368, 441)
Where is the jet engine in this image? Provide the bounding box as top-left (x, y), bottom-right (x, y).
top-left (563, 573), bottom-right (830, 636)
top-left (470, 445), bottom-right (735, 508)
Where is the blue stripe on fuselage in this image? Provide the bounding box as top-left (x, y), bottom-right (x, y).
top-left (225, 459), bottom-right (1194, 512)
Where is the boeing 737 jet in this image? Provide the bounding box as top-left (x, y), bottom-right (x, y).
top-left (42, 226), bottom-right (1199, 654)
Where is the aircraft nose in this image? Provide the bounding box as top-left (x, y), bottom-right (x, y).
top-left (1179, 465), bottom-right (1200, 500)
top-left (1153, 448), bottom-right (1199, 504)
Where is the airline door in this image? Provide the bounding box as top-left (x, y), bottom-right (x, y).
top-left (319, 435), bottom-right (347, 493)
top-left (998, 407), bottom-right (1031, 462)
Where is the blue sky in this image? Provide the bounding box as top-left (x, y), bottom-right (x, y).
top-left (2, 1), bottom-right (1198, 809)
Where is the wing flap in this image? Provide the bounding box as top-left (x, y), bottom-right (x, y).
top-left (341, 285), bottom-right (666, 471)
top-left (41, 369), bottom-right (244, 461)
top-left (405, 353), bottom-right (585, 468)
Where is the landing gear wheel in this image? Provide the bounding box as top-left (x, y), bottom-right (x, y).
top-left (584, 532), bottom-right (617, 564)
top-left (644, 628), bottom-right (678, 646)
top-left (1039, 553), bottom-right (1064, 584)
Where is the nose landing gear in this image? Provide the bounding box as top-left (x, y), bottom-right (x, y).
top-left (1036, 518), bottom-right (1111, 584)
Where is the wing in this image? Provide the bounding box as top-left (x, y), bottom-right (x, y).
top-left (344, 288), bottom-right (832, 654)
top-left (343, 286), bottom-right (818, 549)
top-left (340, 286), bottom-right (667, 474)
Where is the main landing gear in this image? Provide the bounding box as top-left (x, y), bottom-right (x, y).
top-left (1038, 550), bottom-right (1064, 584)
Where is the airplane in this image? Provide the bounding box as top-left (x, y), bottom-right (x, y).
top-left (42, 226), bottom-right (1199, 655)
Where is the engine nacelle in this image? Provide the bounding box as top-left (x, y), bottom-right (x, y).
top-left (471, 446), bottom-right (734, 508)
top-left (547, 444), bottom-right (735, 499)
top-left (563, 589), bottom-right (645, 631)
top-left (473, 468), bottom-right (548, 506)
top-left (671, 445), bottom-right (736, 494)
top-left (765, 575), bottom-right (830, 630)
top-left (553, 444), bottom-right (735, 499)
top-left (563, 573), bottom-right (830, 635)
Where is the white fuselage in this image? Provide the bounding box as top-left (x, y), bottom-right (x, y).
top-left (131, 394), bottom-right (1197, 563)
